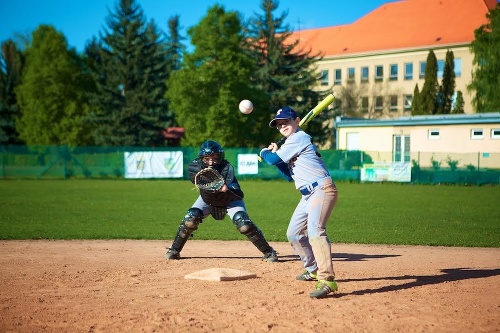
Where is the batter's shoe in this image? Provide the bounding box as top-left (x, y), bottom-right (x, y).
top-left (309, 279), bottom-right (338, 299)
top-left (262, 249), bottom-right (278, 262)
top-left (164, 249), bottom-right (180, 260)
top-left (296, 270), bottom-right (318, 281)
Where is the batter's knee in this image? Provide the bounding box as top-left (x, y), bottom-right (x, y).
top-left (232, 211), bottom-right (254, 234)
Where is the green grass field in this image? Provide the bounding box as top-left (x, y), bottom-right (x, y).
top-left (0, 179), bottom-right (499, 247)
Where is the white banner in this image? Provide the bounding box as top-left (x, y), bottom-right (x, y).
top-left (124, 151), bottom-right (183, 179)
top-left (360, 162), bottom-right (411, 182)
top-left (237, 154), bottom-right (259, 175)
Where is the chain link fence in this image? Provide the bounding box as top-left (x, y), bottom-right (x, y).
top-left (1, 145), bottom-right (499, 185)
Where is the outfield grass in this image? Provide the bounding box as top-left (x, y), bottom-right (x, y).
top-left (0, 179), bottom-right (499, 247)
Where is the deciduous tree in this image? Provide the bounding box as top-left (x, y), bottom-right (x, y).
top-left (468, 5), bottom-right (500, 112)
top-left (166, 5), bottom-right (268, 147)
top-left (15, 25), bottom-right (94, 145)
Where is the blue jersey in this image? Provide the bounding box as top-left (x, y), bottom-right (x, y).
top-left (261, 130), bottom-right (330, 189)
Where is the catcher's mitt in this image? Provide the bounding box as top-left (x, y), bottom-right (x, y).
top-left (194, 167), bottom-right (225, 192)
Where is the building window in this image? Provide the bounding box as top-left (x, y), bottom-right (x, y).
top-left (491, 128), bottom-right (500, 139)
top-left (374, 96), bottom-right (383, 111)
top-left (361, 66), bottom-right (369, 82)
top-left (454, 58), bottom-right (462, 77)
top-left (404, 62), bottom-right (413, 80)
top-left (390, 95), bottom-right (398, 111)
top-left (361, 96), bottom-right (369, 112)
top-left (419, 61), bottom-right (426, 78)
top-left (404, 95), bottom-right (413, 111)
top-left (393, 135), bottom-right (411, 162)
top-left (320, 70), bottom-right (329, 86)
top-left (471, 129), bottom-right (484, 139)
top-left (334, 69), bottom-right (342, 85)
top-left (375, 65), bottom-right (383, 81)
top-left (437, 59), bottom-right (445, 78)
top-left (428, 129), bottom-right (440, 139)
top-left (347, 67), bottom-right (355, 82)
top-left (389, 64), bottom-right (398, 81)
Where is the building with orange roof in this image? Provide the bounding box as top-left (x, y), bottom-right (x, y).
top-left (291, 0), bottom-right (497, 118)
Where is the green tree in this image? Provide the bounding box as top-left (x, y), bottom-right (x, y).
top-left (160, 15), bottom-right (184, 133)
top-left (246, 0), bottom-right (330, 146)
top-left (452, 90), bottom-right (465, 114)
top-left (411, 83), bottom-right (422, 115)
top-left (419, 50), bottom-right (438, 114)
top-left (441, 50), bottom-right (456, 114)
top-left (166, 5), bottom-right (268, 147)
top-left (86, 0), bottom-right (169, 146)
top-left (15, 25), bottom-right (94, 145)
top-left (468, 5), bottom-right (500, 112)
top-left (0, 39), bottom-right (24, 145)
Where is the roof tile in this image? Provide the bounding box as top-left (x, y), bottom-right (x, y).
top-left (292, 0), bottom-right (495, 57)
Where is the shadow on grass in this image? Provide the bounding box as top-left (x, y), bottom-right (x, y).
top-left (332, 267), bottom-right (500, 298)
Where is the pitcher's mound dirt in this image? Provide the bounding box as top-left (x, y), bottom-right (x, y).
top-left (0, 240), bottom-right (499, 333)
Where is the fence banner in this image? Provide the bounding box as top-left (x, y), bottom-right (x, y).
top-left (124, 151), bottom-right (183, 179)
top-left (237, 154), bottom-right (259, 175)
top-left (361, 162), bottom-right (411, 182)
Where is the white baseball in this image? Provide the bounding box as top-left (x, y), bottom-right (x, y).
top-left (239, 99), bottom-right (253, 114)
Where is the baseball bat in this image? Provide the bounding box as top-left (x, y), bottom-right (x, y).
top-left (258, 93), bottom-right (335, 161)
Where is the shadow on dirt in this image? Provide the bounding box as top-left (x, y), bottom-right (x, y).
top-left (333, 252), bottom-right (400, 261)
top-left (334, 267), bottom-right (500, 297)
top-left (185, 252), bottom-right (400, 262)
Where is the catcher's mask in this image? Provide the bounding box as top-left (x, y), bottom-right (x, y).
top-left (199, 140), bottom-right (224, 167)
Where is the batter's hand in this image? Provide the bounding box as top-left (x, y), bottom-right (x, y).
top-left (268, 142), bottom-right (278, 152)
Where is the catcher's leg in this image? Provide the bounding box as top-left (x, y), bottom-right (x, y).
top-left (165, 208), bottom-right (203, 260)
top-left (232, 211), bottom-right (278, 262)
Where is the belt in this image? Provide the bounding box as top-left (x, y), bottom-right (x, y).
top-left (299, 181), bottom-right (319, 195)
top-left (299, 177), bottom-right (333, 196)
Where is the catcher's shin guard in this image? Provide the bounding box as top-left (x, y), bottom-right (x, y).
top-left (168, 208), bottom-right (203, 254)
top-left (232, 211), bottom-right (274, 254)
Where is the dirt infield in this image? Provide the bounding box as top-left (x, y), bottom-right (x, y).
top-left (1, 240), bottom-right (499, 333)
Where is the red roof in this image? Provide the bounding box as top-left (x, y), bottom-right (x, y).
top-left (290, 0), bottom-right (496, 57)
top-left (162, 127), bottom-right (185, 139)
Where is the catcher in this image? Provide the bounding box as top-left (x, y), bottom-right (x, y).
top-left (165, 140), bottom-right (278, 262)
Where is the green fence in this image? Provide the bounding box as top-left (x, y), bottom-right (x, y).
top-left (1, 145), bottom-right (499, 185)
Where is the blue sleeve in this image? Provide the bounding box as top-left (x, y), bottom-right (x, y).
top-left (260, 150), bottom-right (293, 181)
top-left (275, 161), bottom-right (293, 181)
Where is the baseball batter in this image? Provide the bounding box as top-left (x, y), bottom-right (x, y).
top-left (165, 140), bottom-right (278, 262)
top-left (260, 106), bottom-right (339, 298)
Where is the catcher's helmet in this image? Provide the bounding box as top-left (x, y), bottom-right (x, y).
top-left (199, 140), bottom-right (224, 167)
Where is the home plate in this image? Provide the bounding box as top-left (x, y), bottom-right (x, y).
top-left (184, 268), bottom-right (257, 281)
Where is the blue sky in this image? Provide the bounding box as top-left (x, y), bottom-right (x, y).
top-left (0, 0), bottom-right (398, 52)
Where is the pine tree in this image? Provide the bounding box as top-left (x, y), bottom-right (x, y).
top-left (441, 50), bottom-right (456, 114)
top-left (452, 91), bottom-right (465, 114)
top-left (15, 25), bottom-right (94, 145)
top-left (246, 0), bottom-right (330, 145)
top-left (86, 0), bottom-right (169, 146)
top-left (166, 5), bottom-right (269, 147)
top-left (0, 39), bottom-right (24, 145)
top-left (419, 50), bottom-right (438, 114)
top-left (160, 15), bottom-right (184, 135)
top-left (468, 5), bottom-right (500, 112)
top-left (411, 83), bottom-right (422, 115)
